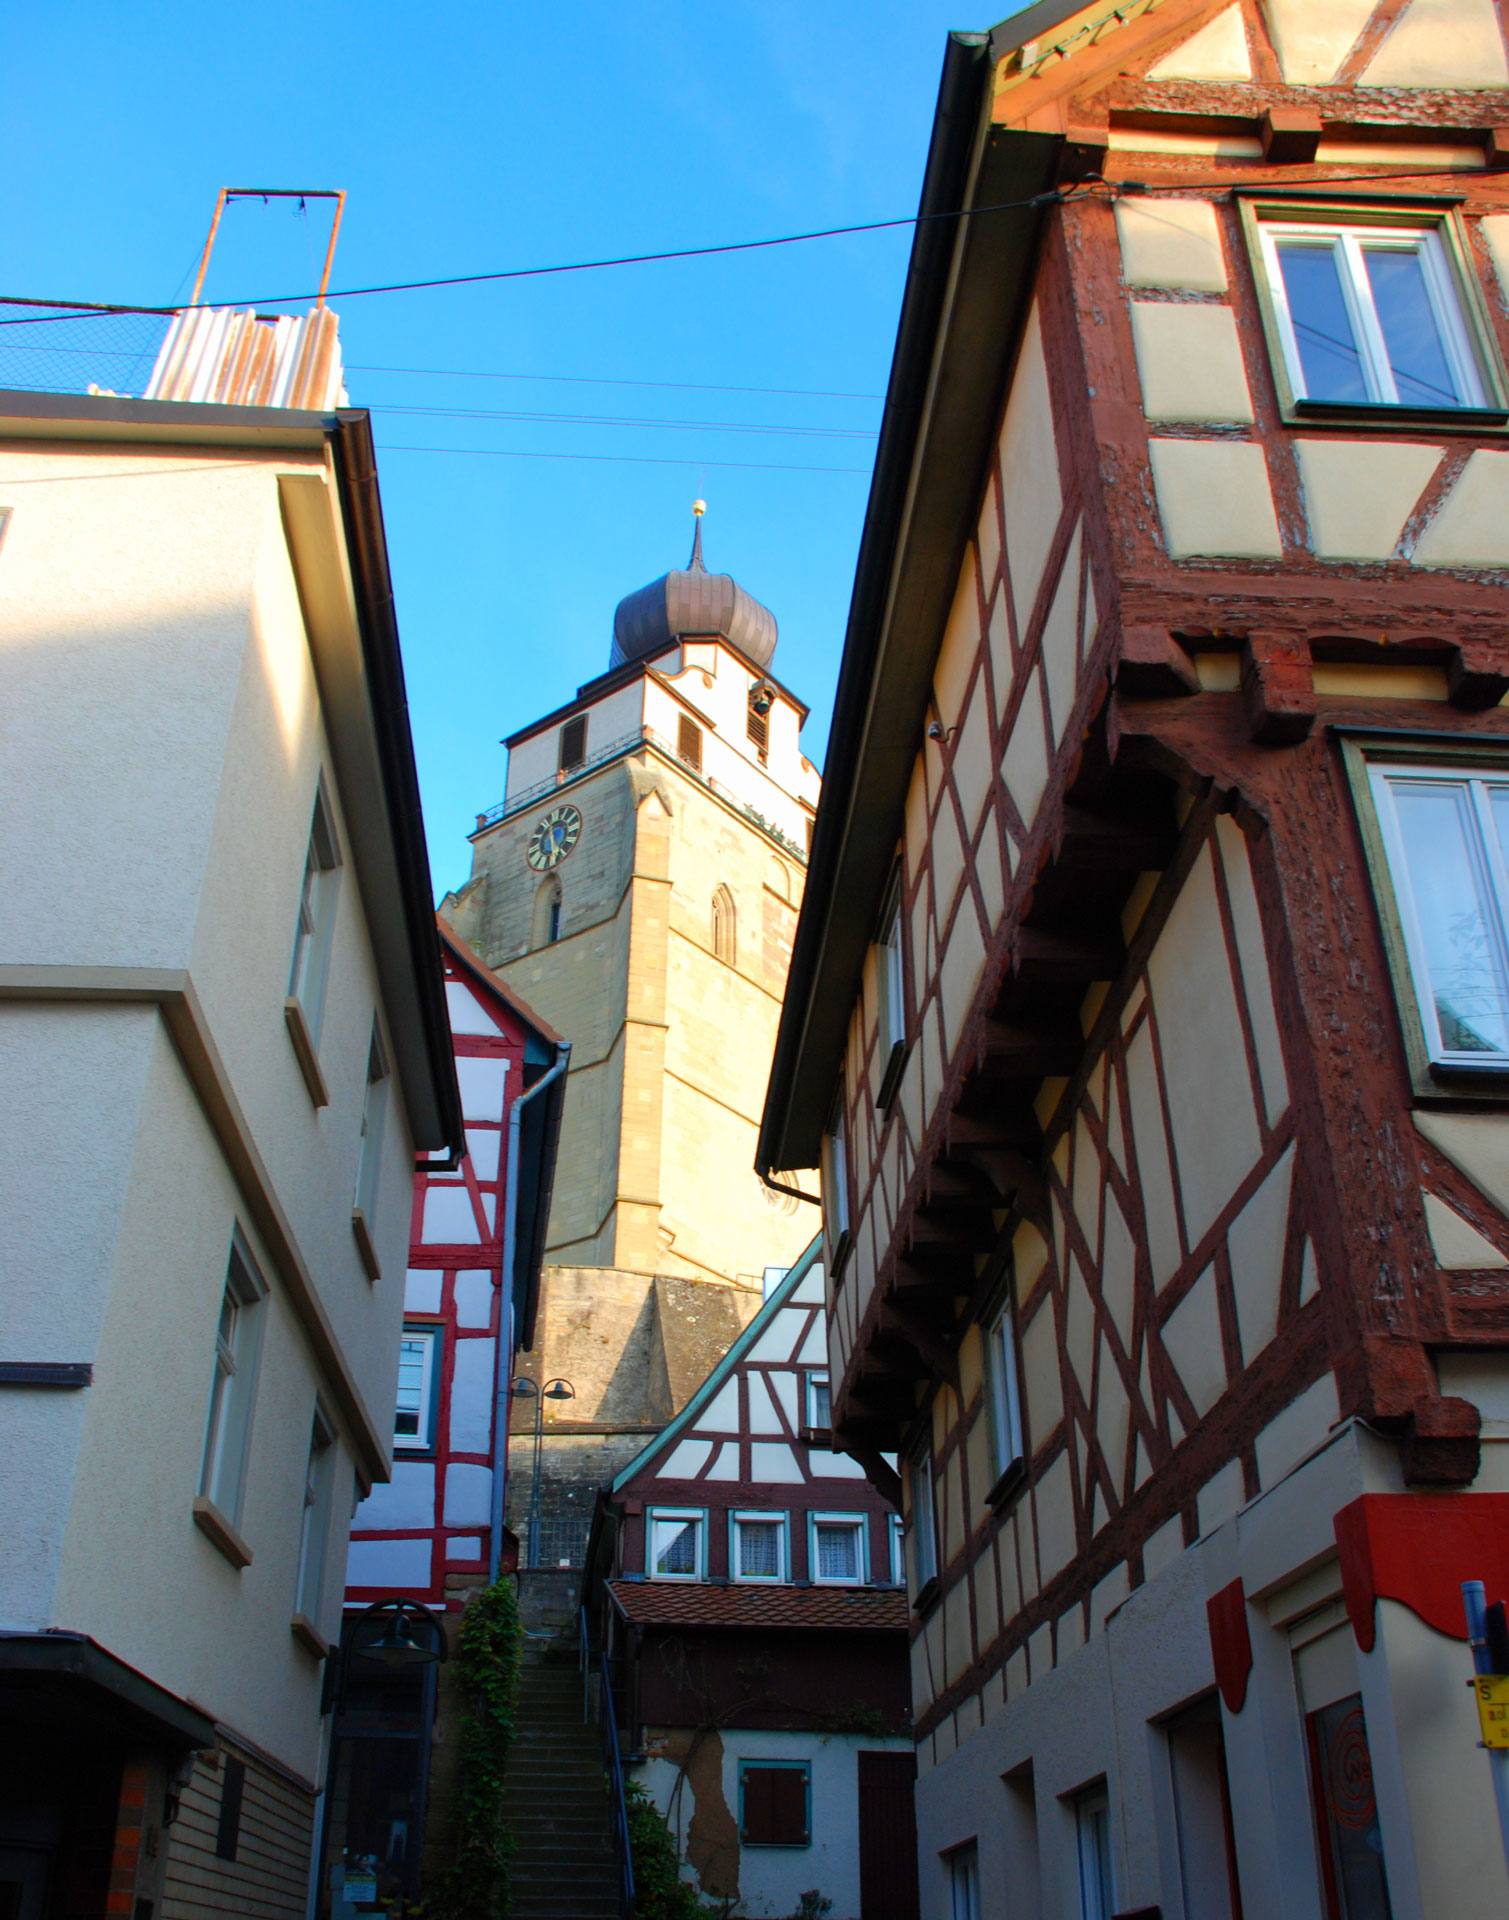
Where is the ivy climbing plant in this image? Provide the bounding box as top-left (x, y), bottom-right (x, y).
top-left (624, 1780), bottom-right (704, 1920)
top-left (434, 1577), bottom-right (521, 1920)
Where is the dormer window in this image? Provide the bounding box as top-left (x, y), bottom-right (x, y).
top-left (1245, 202), bottom-right (1505, 423)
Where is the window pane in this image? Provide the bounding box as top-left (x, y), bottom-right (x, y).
top-left (1364, 246), bottom-right (1462, 407)
top-left (816, 1522), bottom-right (859, 1580)
top-left (655, 1518), bottom-right (699, 1575)
top-left (1308, 1695), bottom-right (1392, 1920)
top-left (809, 1376), bottom-right (831, 1428)
top-left (1389, 780), bottom-right (1509, 1054)
top-left (1277, 242), bottom-right (1369, 402)
top-left (739, 1521), bottom-right (780, 1578)
top-left (395, 1336), bottom-right (428, 1440)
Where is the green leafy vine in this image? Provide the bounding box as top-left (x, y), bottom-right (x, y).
top-left (432, 1577), bottom-right (521, 1919)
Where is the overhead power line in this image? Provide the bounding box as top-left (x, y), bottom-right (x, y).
top-left (0, 167), bottom-right (1497, 328)
top-left (350, 363), bottom-right (884, 402)
top-left (370, 402), bottom-right (877, 439)
top-left (376, 443), bottom-right (871, 476)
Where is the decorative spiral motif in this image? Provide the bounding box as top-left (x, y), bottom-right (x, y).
top-left (1326, 1705), bottom-right (1376, 1831)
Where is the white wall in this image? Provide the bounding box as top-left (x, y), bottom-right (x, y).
top-left (639, 1729), bottom-right (912, 1920)
top-left (0, 440), bottom-right (424, 1778)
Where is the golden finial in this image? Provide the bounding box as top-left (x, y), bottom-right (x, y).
top-left (692, 498), bottom-right (707, 517)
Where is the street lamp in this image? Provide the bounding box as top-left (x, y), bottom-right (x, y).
top-left (511, 1376), bottom-right (575, 1569)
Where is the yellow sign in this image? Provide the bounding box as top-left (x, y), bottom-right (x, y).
top-left (1473, 1675), bottom-right (1509, 1748)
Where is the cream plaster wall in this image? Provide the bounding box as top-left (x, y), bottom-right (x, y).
top-left (1148, 439), bottom-right (1284, 559)
top-left (1295, 439), bottom-right (1443, 563)
top-left (0, 439), bottom-right (426, 1776)
top-left (1264, 0), bottom-right (1377, 84)
top-left (1131, 304), bottom-right (1253, 423)
top-left (53, 1021), bottom-right (346, 1777)
top-left (1116, 199), bottom-right (1228, 293)
top-left (1148, 5), bottom-right (1252, 80)
top-left (1360, 0), bottom-right (1509, 88)
top-left (1412, 450), bottom-right (1509, 568)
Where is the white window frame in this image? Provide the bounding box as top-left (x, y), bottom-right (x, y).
top-left (199, 1235), bottom-right (268, 1526)
top-left (1368, 760), bottom-right (1509, 1073)
top-left (986, 1298), bottom-right (1027, 1487)
top-left (908, 1446), bottom-right (938, 1593)
top-left (294, 1404), bottom-right (338, 1626)
top-left (394, 1324), bottom-right (441, 1453)
top-left (647, 1506), bottom-right (705, 1582)
top-left (354, 1023), bottom-right (391, 1220)
top-left (809, 1511), bottom-right (867, 1586)
top-left (1252, 210), bottom-right (1491, 413)
top-left (805, 1372), bottom-right (831, 1430)
top-left (1075, 1788), bottom-right (1116, 1920)
top-left (889, 1512), bottom-right (906, 1586)
top-left (948, 1844), bottom-right (981, 1920)
top-left (288, 783), bottom-right (341, 1039)
top-left (730, 1511), bottom-right (788, 1583)
top-left (821, 1101), bottom-right (851, 1273)
top-left (878, 875), bottom-right (906, 1057)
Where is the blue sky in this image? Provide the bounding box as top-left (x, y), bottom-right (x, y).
top-left (3, 1), bottom-right (994, 897)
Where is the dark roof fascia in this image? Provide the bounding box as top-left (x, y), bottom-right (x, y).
top-left (330, 411), bottom-right (465, 1159)
top-left (757, 38), bottom-right (1061, 1175)
top-left (504, 638), bottom-right (810, 752)
top-left (0, 1632), bottom-right (216, 1748)
top-left (987, 0), bottom-right (1104, 63)
top-left (0, 385), bottom-right (333, 450)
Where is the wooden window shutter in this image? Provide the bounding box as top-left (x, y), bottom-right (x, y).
top-left (677, 716), bottom-right (702, 771)
top-left (559, 715), bottom-right (587, 772)
top-left (746, 706), bottom-right (768, 759)
top-left (742, 1765), bottom-right (806, 1845)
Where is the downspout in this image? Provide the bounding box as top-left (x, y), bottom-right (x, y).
top-left (490, 1040), bottom-right (571, 1584)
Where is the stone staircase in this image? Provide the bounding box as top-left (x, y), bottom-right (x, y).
top-left (504, 1645), bottom-right (622, 1920)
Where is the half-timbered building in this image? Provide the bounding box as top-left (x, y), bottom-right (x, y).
top-left (759, 6), bottom-right (1509, 1917)
top-left (582, 1240), bottom-right (918, 1920)
top-left (320, 922), bottom-right (564, 1917)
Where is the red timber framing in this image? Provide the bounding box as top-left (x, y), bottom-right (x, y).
top-left (759, 0), bottom-right (1509, 1754)
top-left (345, 920), bottom-right (563, 1609)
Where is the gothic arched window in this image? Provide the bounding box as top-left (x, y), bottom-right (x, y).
top-left (533, 877), bottom-right (563, 948)
top-left (712, 885), bottom-right (736, 965)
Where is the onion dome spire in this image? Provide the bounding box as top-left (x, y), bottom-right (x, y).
top-left (611, 501), bottom-right (777, 671)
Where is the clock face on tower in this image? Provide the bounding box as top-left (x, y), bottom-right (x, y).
top-left (526, 803), bottom-right (583, 871)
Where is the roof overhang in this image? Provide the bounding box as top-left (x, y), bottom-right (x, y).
top-left (0, 1632), bottom-right (216, 1750)
top-left (757, 33), bottom-right (1061, 1175)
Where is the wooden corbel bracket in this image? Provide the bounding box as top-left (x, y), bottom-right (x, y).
top-left (1448, 640), bottom-right (1509, 713)
top-left (1240, 632), bottom-right (1315, 746)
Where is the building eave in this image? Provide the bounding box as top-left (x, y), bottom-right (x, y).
top-left (757, 34), bottom-right (1061, 1176)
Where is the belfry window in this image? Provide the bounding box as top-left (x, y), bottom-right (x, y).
top-left (558, 714), bottom-right (587, 774)
top-left (677, 715), bottom-right (703, 771)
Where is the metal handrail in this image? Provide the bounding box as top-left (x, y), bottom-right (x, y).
top-left (582, 1605), bottom-right (635, 1920)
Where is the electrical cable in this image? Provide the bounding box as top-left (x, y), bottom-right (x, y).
top-left (370, 402), bottom-right (877, 438)
top-left (0, 167), bottom-right (1498, 326)
top-left (349, 363), bottom-right (884, 401)
top-left (375, 442), bottom-right (871, 474)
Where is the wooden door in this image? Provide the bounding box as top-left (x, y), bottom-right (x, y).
top-left (858, 1750), bottom-right (919, 1920)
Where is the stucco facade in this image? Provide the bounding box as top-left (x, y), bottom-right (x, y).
top-left (0, 393), bottom-right (460, 1919)
top-left (760, 6), bottom-right (1509, 1918)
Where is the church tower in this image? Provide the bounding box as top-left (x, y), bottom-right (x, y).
top-left (443, 507), bottom-right (821, 1563)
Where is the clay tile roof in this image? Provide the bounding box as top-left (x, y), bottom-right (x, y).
top-left (607, 1580), bottom-right (909, 1632)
